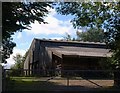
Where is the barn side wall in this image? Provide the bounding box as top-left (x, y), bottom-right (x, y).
top-left (24, 39), bottom-right (108, 76)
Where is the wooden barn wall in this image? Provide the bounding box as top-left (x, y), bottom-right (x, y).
top-left (24, 39), bottom-right (108, 76)
top-left (62, 56), bottom-right (100, 70)
top-left (34, 40), bottom-right (107, 71)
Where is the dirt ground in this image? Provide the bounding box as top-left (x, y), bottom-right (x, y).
top-left (10, 77), bottom-right (114, 88)
top-left (49, 78), bottom-right (114, 88)
top-left (5, 77), bottom-right (119, 92)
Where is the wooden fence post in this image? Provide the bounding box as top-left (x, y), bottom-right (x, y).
top-left (0, 65), bottom-right (2, 92)
top-left (67, 77), bottom-right (69, 86)
top-left (67, 72), bottom-right (69, 86)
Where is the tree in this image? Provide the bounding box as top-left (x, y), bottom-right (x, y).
top-left (63, 33), bottom-right (72, 41)
top-left (22, 50), bottom-right (29, 66)
top-left (10, 53), bottom-right (23, 76)
top-left (2, 2), bottom-right (52, 63)
top-left (76, 28), bottom-right (105, 42)
top-left (56, 2), bottom-right (120, 87)
top-left (10, 51), bottom-right (29, 76)
top-left (12, 53), bottom-right (23, 69)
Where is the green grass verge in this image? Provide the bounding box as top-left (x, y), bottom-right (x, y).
top-left (5, 77), bottom-right (60, 91)
top-left (4, 77), bottom-right (119, 92)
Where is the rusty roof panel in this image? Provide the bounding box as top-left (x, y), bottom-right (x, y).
top-left (47, 46), bottom-right (112, 58)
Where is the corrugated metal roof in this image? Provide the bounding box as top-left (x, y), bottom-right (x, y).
top-left (47, 46), bottom-right (112, 58)
top-left (35, 38), bottom-right (106, 45)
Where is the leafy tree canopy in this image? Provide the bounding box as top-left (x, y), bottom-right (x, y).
top-left (63, 33), bottom-right (72, 41)
top-left (76, 28), bottom-right (105, 42)
top-left (11, 50), bottom-right (28, 69)
top-left (56, 2), bottom-right (120, 86)
top-left (10, 53), bottom-right (23, 76)
top-left (56, 2), bottom-right (120, 65)
top-left (2, 2), bottom-right (52, 63)
top-left (56, 2), bottom-right (119, 30)
top-left (12, 53), bottom-right (23, 69)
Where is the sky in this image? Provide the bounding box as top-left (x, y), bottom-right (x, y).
top-left (5, 7), bottom-right (82, 69)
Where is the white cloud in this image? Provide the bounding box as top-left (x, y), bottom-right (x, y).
top-left (47, 6), bottom-right (57, 16)
top-left (77, 29), bottom-right (82, 32)
top-left (16, 32), bottom-right (22, 39)
top-left (5, 47), bottom-right (26, 69)
top-left (24, 8), bottom-right (76, 37)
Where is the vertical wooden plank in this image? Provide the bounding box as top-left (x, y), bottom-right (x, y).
top-left (0, 2), bottom-right (2, 92)
top-left (67, 76), bottom-right (69, 86)
top-left (0, 65), bottom-right (2, 92)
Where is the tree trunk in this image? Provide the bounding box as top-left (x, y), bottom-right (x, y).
top-left (114, 69), bottom-right (120, 87)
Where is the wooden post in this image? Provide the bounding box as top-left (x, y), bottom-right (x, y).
top-left (2, 68), bottom-right (6, 92)
top-left (0, 65), bottom-right (2, 92)
top-left (66, 70), bottom-right (70, 86)
top-left (67, 76), bottom-right (69, 86)
top-left (114, 69), bottom-right (120, 87)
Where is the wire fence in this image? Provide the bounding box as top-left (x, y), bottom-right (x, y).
top-left (2, 69), bottom-right (119, 78)
top-left (2, 69), bottom-right (120, 92)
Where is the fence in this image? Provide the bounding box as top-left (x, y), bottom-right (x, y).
top-left (2, 69), bottom-right (120, 92)
top-left (3, 69), bottom-right (120, 79)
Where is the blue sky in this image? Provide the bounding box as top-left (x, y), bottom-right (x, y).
top-left (5, 7), bottom-right (82, 69)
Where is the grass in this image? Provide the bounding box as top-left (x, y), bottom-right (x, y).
top-left (3, 76), bottom-right (120, 92)
top-left (5, 77), bottom-right (60, 91)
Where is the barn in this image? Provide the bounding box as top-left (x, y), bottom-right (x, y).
top-left (24, 38), bottom-right (111, 76)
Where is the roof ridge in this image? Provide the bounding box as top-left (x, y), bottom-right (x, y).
top-left (34, 38), bottom-right (106, 45)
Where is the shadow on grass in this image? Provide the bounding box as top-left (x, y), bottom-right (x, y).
top-left (3, 77), bottom-right (120, 93)
top-left (5, 78), bottom-right (59, 91)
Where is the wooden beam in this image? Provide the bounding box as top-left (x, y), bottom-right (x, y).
top-left (52, 51), bottom-right (62, 58)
